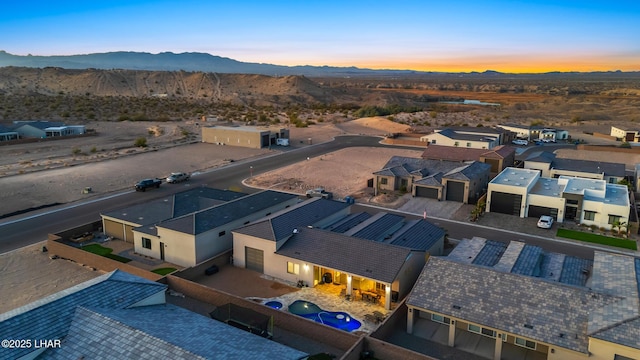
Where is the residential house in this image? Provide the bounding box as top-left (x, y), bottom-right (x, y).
top-left (202, 125), bottom-right (289, 149)
top-left (420, 127), bottom-right (502, 149)
top-left (101, 187), bottom-right (248, 243)
top-left (0, 270), bottom-right (307, 360)
top-left (0, 125), bottom-right (19, 141)
top-left (405, 239), bottom-right (640, 360)
top-left (498, 123), bottom-right (569, 142)
top-left (524, 151), bottom-right (626, 184)
top-left (610, 125), bottom-right (640, 142)
top-left (373, 156), bottom-right (491, 203)
top-left (12, 120), bottom-right (85, 138)
top-left (421, 144), bottom-right (515, 177)
top-left (131, 190), bottom-right (300, 267)
top-left (232, 198), bottom-right (445, 310)
top-left (487, 167), bottom-right (630, 228)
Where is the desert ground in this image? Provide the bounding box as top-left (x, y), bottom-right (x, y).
top-left (0, 114), bottom-right (634, 313)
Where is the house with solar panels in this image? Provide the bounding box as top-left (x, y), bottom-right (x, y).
top-left (232, 198), bottom-right (446, 310)
top-left (405, 237), bottom-right (640, 360)
top-left (0, 270), bottom-right (307, 360)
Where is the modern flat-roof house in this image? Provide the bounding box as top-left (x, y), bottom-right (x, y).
top-left (201, 125), bottom-right (289, 149)
top-left (0, 270), bottom-right (307, 360)
top-left (498, 123), bottom-right (569, 142)
top-left (610, 125), bottom-right (640, 142)
top-left (405, 239), bottom-right (640, 360)
top-left (421, 144), bottom-right (515, 177)
top-left (232, 198), bottom-right (445, 310)
top-left (487, 167), bottom-right (630, 227)
top-left (0, 125), bottom-right (19, 141)
top-left (373, 156), bottom-right (491, 203)
top-left (12, 120), bottom-right (85, 138)
top-left (420, 127), bottom-right (502, 149)
top-left (525, 151), bottom-right (626, 184)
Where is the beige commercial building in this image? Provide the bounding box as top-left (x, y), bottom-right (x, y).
top-left (202, 125), bottom-right (289, 149)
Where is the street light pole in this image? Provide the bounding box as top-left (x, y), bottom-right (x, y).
top-left (250, 166), bottom-right (253, 177)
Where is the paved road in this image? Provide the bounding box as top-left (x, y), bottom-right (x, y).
top-left (0, 135), bottom-right (404, 253)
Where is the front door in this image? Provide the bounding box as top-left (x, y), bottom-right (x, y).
top-left (160, 242), bottom-right (165, 261)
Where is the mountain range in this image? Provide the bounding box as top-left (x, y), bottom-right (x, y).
top-left (0, 51), bottom-right (636, 78)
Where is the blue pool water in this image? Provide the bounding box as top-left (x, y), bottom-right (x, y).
top-left (288, 300), bottom-right (361, 332)
top-left (265, 301), bottom-right (283, 310)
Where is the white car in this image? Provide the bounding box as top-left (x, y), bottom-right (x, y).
top-left (537, 215), bottom-right (554, 229)
top-left (512, 139), bottom-right (528, 146)
top-left (166, 172), bottom-right (190, 183)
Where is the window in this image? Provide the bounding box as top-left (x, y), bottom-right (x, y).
top-left (466, 142), bottom-right (472, 147)
top-left (515, 337), bottom-right (537, 350)
top-left (454, 141), bottom-right (459, 147)
top-left (142, 237), bottom-right (151, 249)
top-left (608, 215), bottom-right (622, 225)
top-left (376, 283), bottom-right (386, 292)
top-left (609, 178), bottom-right (616, 184)
top-left (431, 313), bottom-right (451, 325)
top-left (380, 178), bottom-right (388, 185)
top-left (287, 262), bottom-right (299, 275)
top-left (431, 140), bottom-right (436, 144)
top-left (218, 230), bottom-right (226, 237)
top-left (468, 324), bottom-right (496, 338)
top-left (584, 211), bottom-right (596, 221)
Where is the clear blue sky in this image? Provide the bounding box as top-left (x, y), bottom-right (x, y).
top-left (2, 0), bottom-right (639, 72)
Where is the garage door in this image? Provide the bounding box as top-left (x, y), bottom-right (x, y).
top-left (245, 247), bottom-right (264, 273)
top-left (528, 205), bottom-right (558, 220)
top-left (446, 181), bottom-right (465, 202)
top-left (415, 186), bottom-right (439, 199)
top-left (490, 191), bottom-right (522, 215)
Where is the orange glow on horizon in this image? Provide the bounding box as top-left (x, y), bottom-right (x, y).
top-left (299, 55), bottom-right (640, 74)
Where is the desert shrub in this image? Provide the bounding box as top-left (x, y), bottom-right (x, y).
top-left (530, 119), bottom-right (544, 126)
top-left (90, 146), bottom-right (97, 153)
top-left (71, 147), bottom-right (81, 155)
top-left (134, 137), bottom-right (148, 147)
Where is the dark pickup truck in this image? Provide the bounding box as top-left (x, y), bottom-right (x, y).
top-left (135, 178), bottom-right (162, 192)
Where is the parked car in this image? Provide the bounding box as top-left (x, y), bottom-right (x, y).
top-left (276, 138), bottom-right (290, 146)
top-left (512, 139), bottom-right (529, 146)
top-left (135, 178), bottom-right (162, 192)
top-left (537, 215), bottom-right (554, 229)
top-left (166, 172), bottom-right (190, 183)
top-left (305, 188), bottom-right (333, 199)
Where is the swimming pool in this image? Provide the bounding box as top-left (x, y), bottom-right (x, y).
top-left (264, 300), bottom-right (283, 310)
top-left (288, 300), bottom-right (361, 332)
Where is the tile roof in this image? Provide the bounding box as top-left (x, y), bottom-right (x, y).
top-left (0, 270), bottom-right (166, 360)
top-left (436, 128), bottom-right (497, 142)
top-left (406, 256), bottom-right (618, 353)
top-left (234, 198), bottom-right (349, 241)
top-left (443, 162), bottom-right (491, 181)
top-left (588, 253), bottom-right (640, 350)
top-left (101, 187), bottom-right (247, 226)
top-left (376, 156), bottom-right (488, 183)
top-left (276, 227), bottom-right (412, 283)
top-left (421, 145), bottom-right (487, 162)
top-left (552, 158), bottom-right (625, 177)
top-left (482, 145), bottom-right (515, 159)
top-left (45, 305), bottom-right (307, 360)
top-left (159, 190), bottom-right (298, 235)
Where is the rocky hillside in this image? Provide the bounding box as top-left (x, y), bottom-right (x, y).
top-left (0, 67), bottom-right (345, 106)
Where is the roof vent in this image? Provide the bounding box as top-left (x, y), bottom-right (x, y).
top-left (544, 187), bottom-right (550, 190)
top-left (520, 177), bottom-right (525, 180)
top-left (452, 305), bottom-right (461, 310)
top-left (553, 192), bottom-right (558, 196)
top-left (293, 228), bottom-right (299, 234)
top-left (604, 199), bottom-right (610, 202)
top-left (524, 324), bottom-right (534, 329)
top-left (503, 179), bottom-right (509, 182)
top-left (307, 225), bottom-right (313, 229)
top-left (515, 183), bottom-right (521, 186)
